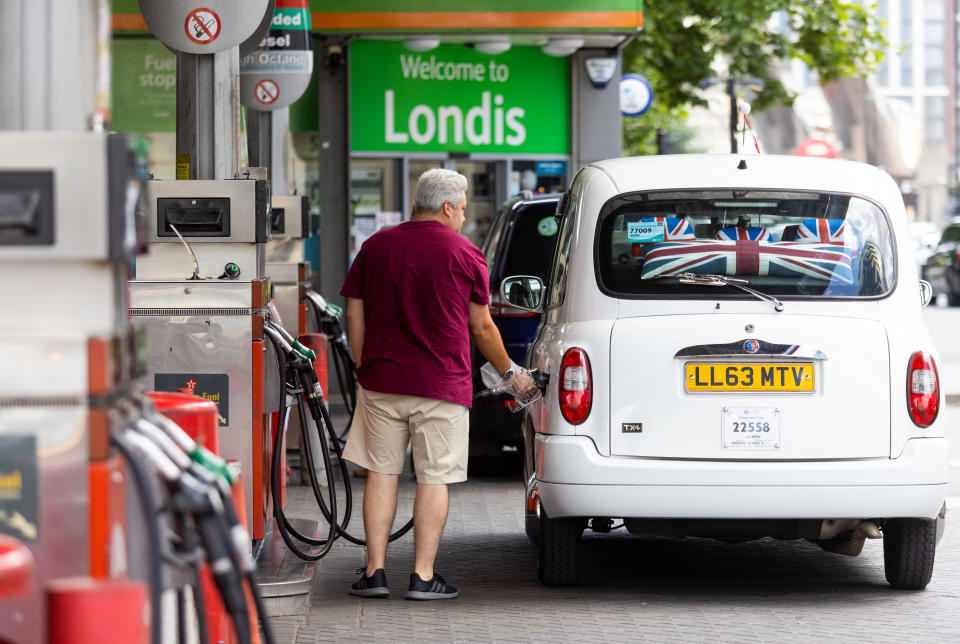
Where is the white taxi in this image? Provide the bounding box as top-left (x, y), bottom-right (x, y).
top-left (502, 154), bottom-right (948, 589)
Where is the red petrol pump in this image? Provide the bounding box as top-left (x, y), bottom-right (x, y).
top-left (147, 391), bottom-right (259, 644)
top-left (0, 131), bottom-right (150, 644)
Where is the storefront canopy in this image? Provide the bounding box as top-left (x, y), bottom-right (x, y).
top-left (113, 0), bottom-right (643, 34)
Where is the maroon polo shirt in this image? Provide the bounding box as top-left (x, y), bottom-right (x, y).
top-left (340, 220), bottom-right (490, 407)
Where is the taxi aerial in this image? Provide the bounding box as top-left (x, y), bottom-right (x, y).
top-left (501, 154), bottom-right (948, 589)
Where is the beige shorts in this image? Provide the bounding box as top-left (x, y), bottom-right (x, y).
top-left (341, 386), bottom-right (469, 484)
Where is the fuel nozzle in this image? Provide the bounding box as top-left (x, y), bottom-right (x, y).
top-left (269, 319), bottom-right (316, 361)
top-left (531, 369), bottom-right (549, 393)
top-left (475, 363), bottom-right (545, 412)
top-left (288, 352), bottom-right (325, 419)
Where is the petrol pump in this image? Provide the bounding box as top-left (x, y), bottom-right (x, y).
top-left (266, 195), bottom-right (313, 337)
top-left (0, 131), bottom-right (148, 644)
top-left (264, 195), bottom-right (327, 487)
top-left (129, 178), bottom-right (281, 541)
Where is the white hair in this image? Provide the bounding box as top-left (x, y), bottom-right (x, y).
top-left (413, 168), bottom-right (467, 215)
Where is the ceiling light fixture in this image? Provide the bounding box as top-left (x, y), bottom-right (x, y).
top-left (474, 40), bottom-right (512, 55)
top-left (403, 37), bottom-right (440, 52)
top-left (541, 37), bottom-right (585, 57)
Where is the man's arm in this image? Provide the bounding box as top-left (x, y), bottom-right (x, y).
top-left (469, 301), bottom-right (538, 398)
top-left (469, 301), bottom-right (511, 376)
top-left (346, 297), bottom-right (365, 367)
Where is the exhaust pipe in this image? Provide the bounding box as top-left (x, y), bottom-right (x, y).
top-left (815, 520), bottom-right (882, 557)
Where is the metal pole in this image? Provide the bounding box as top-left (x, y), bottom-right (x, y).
top-left (656, 128), bottom-right (668, 155)
top-left (316, 38), bottom-right (350, 308)
top-left (247, 110), bottom-right (272, 171)
top-left (176, 53), bottom-right (215, 179)
top-left (727, 77), bottom-right (738, 154)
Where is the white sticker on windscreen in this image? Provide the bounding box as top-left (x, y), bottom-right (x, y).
top-left (627, 220), bottom-right (665, 242)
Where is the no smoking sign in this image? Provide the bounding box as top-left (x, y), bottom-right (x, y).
top-left (185, 7), bottom-right (221, 45)
top-left (255, 79), bottom-right (279, 105)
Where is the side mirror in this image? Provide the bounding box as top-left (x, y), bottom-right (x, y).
top-left (500, 275), bottom-right (544, 312)
top-left (919, 280), bottom-right (933, 307)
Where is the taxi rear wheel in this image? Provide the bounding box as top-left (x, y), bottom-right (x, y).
top-left (537, 513), bottom-right (583, 586)
top-left (883, 518), bottom-right (937, 589)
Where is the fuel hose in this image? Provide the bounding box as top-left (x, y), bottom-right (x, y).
top-left (110, 432), bottom-right (164, 644)
top-left (263, 323), bottom-right (413, 563)
top-left (125, 418), bottom-right (277, 644)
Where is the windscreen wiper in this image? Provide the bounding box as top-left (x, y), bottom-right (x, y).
top-left (671, 272), bottom-right (784, 312)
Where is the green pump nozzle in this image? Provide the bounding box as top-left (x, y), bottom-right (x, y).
top-left (292, 339), bottom-right (316, 361)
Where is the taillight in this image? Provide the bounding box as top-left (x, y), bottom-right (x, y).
top-left (907, 351), bottom-right (939, 427)
top-left (559, 347), bottom-right (592, 424)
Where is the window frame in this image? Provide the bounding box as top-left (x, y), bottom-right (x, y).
top-left (545, 190), bottom-right (577, 310)
top-left (591, 187), bottom-right (899, 302)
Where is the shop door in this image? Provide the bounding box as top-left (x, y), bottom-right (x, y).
top-left (451, 160), bottom-right (497, 246)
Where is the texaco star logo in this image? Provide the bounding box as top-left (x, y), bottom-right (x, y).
top-left (185, 378), bottom-right (198, 390)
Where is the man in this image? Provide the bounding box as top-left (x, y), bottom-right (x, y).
top-left (340, 168), bottom-right (537, 600)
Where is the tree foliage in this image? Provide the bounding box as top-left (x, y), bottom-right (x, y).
top-left (623, 0), bottom-right (887, 153)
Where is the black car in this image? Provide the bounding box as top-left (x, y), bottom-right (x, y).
top-left (922, 219), bottom-right (960, 305)
top-left (470, 192), bottom-right (562, 457)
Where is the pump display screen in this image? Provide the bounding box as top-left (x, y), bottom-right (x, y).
top-left (157, 197), bottom-right (231, 237)
top-left (0, 171), bottom-right (54, 246)
top-left (270, 207), bottom-right (285, 235)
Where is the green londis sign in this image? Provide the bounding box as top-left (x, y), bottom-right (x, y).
top-left (350, 41), bottom-right (569, 155)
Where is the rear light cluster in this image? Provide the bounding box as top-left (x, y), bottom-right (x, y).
top-left (907, 351), bottom-right (940, 427)
top-left (488, 292), bottom-right (537, 318)
top-left (559, 347), bottom-right (592, 424)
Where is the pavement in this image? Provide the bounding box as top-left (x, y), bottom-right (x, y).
top-left (264, 405), bottom-right (960, 644)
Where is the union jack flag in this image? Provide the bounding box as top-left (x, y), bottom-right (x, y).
top-left (638, 239), bottom-right (854, 284)
top-left (716, 226), bottom-right (771, 241)
top-left (796, 218), bottom-right (846, 244)
top-left (637, 217), bottom-right (696, 240)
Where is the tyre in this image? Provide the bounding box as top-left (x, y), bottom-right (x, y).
top-left (537, 513), bottom-right (583, 586)
top-left (883, 518), bottom-right (937, 590)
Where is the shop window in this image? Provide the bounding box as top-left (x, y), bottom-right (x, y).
top-left (510, 160), bottom-right (568, 197)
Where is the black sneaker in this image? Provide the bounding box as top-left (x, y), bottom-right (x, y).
top-left (405, 572), bottom-right (458, 600)
top-left (350, 567), bottom-right (390, 598)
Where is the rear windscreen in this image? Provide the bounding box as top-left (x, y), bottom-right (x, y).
top-left (597, 189), bottom-right (895, 298)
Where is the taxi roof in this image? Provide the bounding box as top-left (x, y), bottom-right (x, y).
top-left (588, 154), bottom-right (900, 209)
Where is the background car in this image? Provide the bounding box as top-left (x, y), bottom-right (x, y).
top-left (923, 218), bottom-right (960, 305)
top-left (909, 220), bottom-right (941, 277)
top-left (469, 191), bottom-right (562, 462)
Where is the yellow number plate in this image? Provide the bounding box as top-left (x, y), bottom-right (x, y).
top-left (684, 363), bottom-right (815, 392)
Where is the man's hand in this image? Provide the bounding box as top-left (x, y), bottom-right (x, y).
top-left (506, 368), bottom-right (540, 404)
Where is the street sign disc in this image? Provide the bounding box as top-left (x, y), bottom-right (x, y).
top-left (255, 79), bottom-right (280, 105)
top-left (621, 73), bottom-right (653, 117)
top-left (184, 8), bottom-right (221, 45)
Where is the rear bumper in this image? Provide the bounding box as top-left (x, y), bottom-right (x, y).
top-left (536, 434), bottom-right (949, 520)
